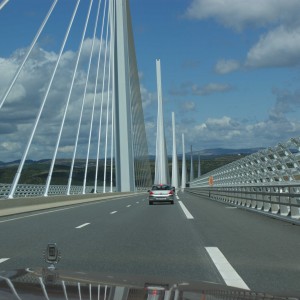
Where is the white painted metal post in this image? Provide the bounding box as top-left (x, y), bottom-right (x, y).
top-left (198, 152), bottom-right (201, 177)
top-left (181, 134), bottom-right (186, 190)
top-left (190, 145), bottom-right (194, 182)
top-left (171, 112), bottom-right (179, 188)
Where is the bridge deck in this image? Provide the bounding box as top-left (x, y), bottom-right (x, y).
top-left (0, 191), bottom-right (299, 297)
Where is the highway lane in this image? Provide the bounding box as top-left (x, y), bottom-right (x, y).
top-left (0, 193), bottom-right (224, 285)
top-left (0, 191), bottom-right (299, 297)
top-left (181, 190), bottom-right (300, 296)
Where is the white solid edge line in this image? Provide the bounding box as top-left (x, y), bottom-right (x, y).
top-left (205, 247), bottom-right (250, 290)
top-left (178, 201), bottom-right (194, 219)
top-left (0, 206), bottom-right (86, 224)
top-left (176, 195), bottom-right (179, 200)
top-left (110, 211), bottom-right (117, 214)
top-left (75, 223), bottom-right (90, 229)
top-left (0, 196), bottom-right (134, 224)
top-left (0, 258), bottom-right (10, 263)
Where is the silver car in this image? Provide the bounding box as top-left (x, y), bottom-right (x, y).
top-left (148, 184), bottom-right (174, 205)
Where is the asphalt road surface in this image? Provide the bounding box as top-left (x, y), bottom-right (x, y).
top-left (0, 191), bottom-right (299, 297)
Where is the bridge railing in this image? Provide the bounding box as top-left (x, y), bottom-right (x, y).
top-left (187, 183), bottom-right (300, 221)
top-left (0, 183), bottom-right (149, 198)
top-left (0, 183), bottom-right (112, 198)
top-left (188, 136), bottom-right (300, 222)
top-left (191, 137), bottom-right (300, 187)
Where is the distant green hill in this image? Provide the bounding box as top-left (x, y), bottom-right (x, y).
top-left (0, 154), bottom-right (247, 185)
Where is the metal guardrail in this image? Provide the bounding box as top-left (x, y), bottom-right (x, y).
top-left (187, 185), bottom-right (300, 221)
top-left (0, 183), bottom-right (149, 198)
top-left (0, 183), bottom-right (108, 198)
top-left (191, 137), bottom-right (300, 187)
top-left (189, 137), bottom-right (300, 223)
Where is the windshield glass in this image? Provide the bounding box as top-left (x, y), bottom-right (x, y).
top-left (152, 185), bottom-right (171, 190)
top-left (0, 0), bottom-right (300, 299)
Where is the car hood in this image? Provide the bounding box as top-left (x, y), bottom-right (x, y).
top-left (0, 268), bottom-right (295, 300)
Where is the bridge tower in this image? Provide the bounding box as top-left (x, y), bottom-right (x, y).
top-left (154, 59), bottom-right (170, 184)
top-left (110, 0), bottom-right (151, 192)
top-left (181, 133), bottom-right (187, 189)
top-left (198, 152), bottom-right (201, 177)
top-left (190, 145), bottom-right (194, 181)
top-left (171, 112), bottom-right (179, 188)
top-left (0, 0), bottom-right (152, 198)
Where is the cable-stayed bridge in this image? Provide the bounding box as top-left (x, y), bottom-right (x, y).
top-left (0, 0), bottom-right (300, 230)
top-left (0, 1), bottom-right (300, 297)
top-left (0, 0), bottom-right (152, 197)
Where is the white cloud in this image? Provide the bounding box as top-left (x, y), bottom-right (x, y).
top-left (184, 1), bottom-right (300, 70)
top-left (59, 145), bottom-right (75, 153)
top-left (1, 142), bottom-right (21, 152)
top-left (179, 88), bottom-right (300, 151)
top-left (184, 0), bottom-right (300, 31)
top-left (0, 40), bottom-right (111, 162)
top-left (193, 116), bottom-right (241, 138)
top-left (245, 26), bottom-right (300, 68)
top-left (188, 116), bottom-right (242, 146)
top-left (182, 101), bottom-right (196, 111)
top-left (170, 82), bottom-right (233, 97)
top-left (206, 116), bottom-right (234, 128)
top-left (215, 59), bottom-right (240, 74)
top-left (138, 71), bottom-right (144, 80)
top-left (192, 83), bottom-right (233, 96)
top-left (140, 84), bottom-right (157, 109)
top-left (2, 40), bottom-right (300, 164)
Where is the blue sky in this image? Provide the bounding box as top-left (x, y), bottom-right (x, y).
top-left (130, 0), bottom-right (300, 154)
top-left (1, 0), bottom-right (300, 161)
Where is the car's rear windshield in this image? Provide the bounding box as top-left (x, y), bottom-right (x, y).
top-left (152, 185), bottom-right (171, 190)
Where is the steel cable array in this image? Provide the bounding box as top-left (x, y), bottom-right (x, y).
top-left (0, 0), bottom-right (152, 198)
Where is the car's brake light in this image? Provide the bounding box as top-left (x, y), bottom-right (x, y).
top-left (149, 191), bottom-right (154, 195)
top-left (168, 190), bottom-right (173, 195)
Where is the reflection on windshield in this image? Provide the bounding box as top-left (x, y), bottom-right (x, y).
top-left (0, 268), bottom-right (288, 300)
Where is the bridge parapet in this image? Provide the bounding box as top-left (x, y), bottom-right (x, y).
top-left (189, 137), bottom-right (300, 223)
top-left (187, 184), bottom-right (300, 223)
top-left (0, 183), bottom-right (149, 198)
top-left (191, 137), bottom-right (300, 187)
top-left (0, 183), bottom-right (110, 198)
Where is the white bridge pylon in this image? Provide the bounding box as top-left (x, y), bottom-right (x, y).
top-left (154, 59), bottom-right (170, 185)
top-left (171, 112), bottom-right (179, 189)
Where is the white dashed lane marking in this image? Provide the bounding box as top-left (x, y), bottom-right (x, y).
top-left (205, 247), bottom-right (250, 290)
top-left (110, 211), bottom-right (117, 214)
top-left (75, 223), bottom-right (90, 229)
top-left (178, 201), bottom-right (194, 219)
top-left (0, 258), bottom-right (9, 264)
